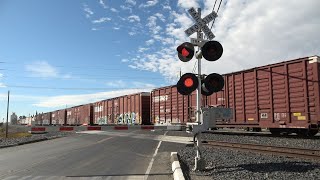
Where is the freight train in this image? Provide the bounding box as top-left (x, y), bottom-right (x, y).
top-left (35, 55), bottom-right (320, 137)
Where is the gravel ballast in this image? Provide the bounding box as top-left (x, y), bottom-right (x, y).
top-left (0, 132), bottom-right (71, 148)
top-left (201, 132), bottom-right (320, 150)
top-left (178, 146), bottom-right (320, 180)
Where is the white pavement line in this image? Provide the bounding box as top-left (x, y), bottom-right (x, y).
top-left (171, 152), bottom-right (185, 180)
top-left (164, 131), bottom-right (168, 136)
top-left (96, 137), bottom-right (114, 144)
top-left (2, 176), bottom-right (19, 180)
top-left (144, 141), bottom-right (162, 180)
top-left (16, 176), bottom-right (32, 180)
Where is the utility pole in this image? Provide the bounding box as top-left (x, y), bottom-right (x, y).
top-left (5, 90), bottom-right (10, 139)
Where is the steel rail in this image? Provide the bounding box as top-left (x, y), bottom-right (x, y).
top-left (205, 140), bottom-right (320, 161)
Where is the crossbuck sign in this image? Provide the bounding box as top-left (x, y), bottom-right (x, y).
top-left (184, 7), bottom-right (217, 40)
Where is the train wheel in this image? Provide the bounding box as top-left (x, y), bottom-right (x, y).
top-left (269, 128), bottom-right (281, 135)
top-left (253, 128), bottom-right (261, 132)
top-left (296, 129), bottom-right (319, 137)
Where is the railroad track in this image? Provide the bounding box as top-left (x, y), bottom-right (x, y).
top-left (204, 140), bottom-right (320, 161)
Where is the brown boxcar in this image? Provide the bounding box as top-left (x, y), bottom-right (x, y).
top-left (35, 113), bottom-right (43, 125)
top-left (118, 92), bottom-right (150, 125)
top-left (93, 92), bottom-right (150, 125)
top-left (151, 86), bottom-right (207, 124)
top-left (42, 112), bottom-right (52, 125)
top-left (35, 112), bottom-right (51, 125)
top-left (93, 100), bottom-right (107, 124)
top-left (207, 56), bottom-right (320, 135)
top-left (151, 55), bottom-right (320, 135)
top-left (67, 104), bottom-right (93, 125)
top-left (52, 109), bottom-right (66, 125)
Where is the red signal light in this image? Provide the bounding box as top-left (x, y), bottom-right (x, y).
top-left (181, 48), bottom-right (190, 57)
top-left (177, 42), bottom-right (194, 62)
top-left (177, 73), bottom-right (198, 95)
top-left (184, 77), bottom-right (194, 87)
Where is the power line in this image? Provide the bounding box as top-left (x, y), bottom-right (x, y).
top-left (5, 85), bottom-right (158, 91)
top-left (1, 75), bottom-right (163, 80)
top-left (210, 0), bottom-right (223, 31)
top-left (0, 61), bottom-right (137, 71)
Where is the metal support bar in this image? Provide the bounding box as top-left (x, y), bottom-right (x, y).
top-left (193, 7), bottom-right (205, 171)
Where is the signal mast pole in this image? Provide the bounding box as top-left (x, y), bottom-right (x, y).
top-left (196, 8), bottom-right (202, 125)
top-left (194, 8), bottom-right (205, 171)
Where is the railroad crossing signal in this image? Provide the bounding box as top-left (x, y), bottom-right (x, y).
top-left (180, 7), bottom-right (225, 171)
top-left (177, 7), bottom-right (224, 96)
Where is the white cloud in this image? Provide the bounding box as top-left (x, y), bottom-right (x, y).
top-left (25, 61), bottom-right (58, 78)
top-left (92, 17), bottom-right (111, 24)
top-left (106, 80), bottom-right (126, 88)
top-left (147, 16), bottom-right (162, 35)
top-left (25, 61), bottom-right (73, 79)
top-left (110, 8), bottom-right (119, 12)
top-left (127, 0), bottom-right (320, 83)
top-left (162, 0), bottom-right (171, 10)
top-left (138, 47), bottom-right (149, 52)
top-left (0, 94), bottom-right (44, 102)
top-left (120, 5), bottom-right (132, 13)
top-left (145, 39), bottom-right (155, 46)
top-left (128, 32), bottom-right (136, 36)
top-left (162, 5), bottom-right (171, 10)
top-left (139, 0), bottom-right (158, 8)
top-left (132, 81), bottom-right (156, 88)
top-left (33, 89), bottom-right (153, 108)
top-left (99, 0), bottom-right (107, 9)
top-left (121, 58), bottom-right (129, 62)
top-left (83, 4), bottom-right (94, 18)
top-left (177, 0), bottom-right (199, 9)
top-left (113, 27), bottom-right (120, 30)
top-left (154, 13), bottom-right (165, 22)
top-left (128, 15), bottom-right (141, 22)
top-left (126, 0), bottom-right (136, 6)
top-left (0, 82), bottom-right (6, 88)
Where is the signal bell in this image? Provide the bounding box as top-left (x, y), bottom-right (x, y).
top-left (177, 42), bottom-right (195, 62)
top-left (201, 73), bottom-right (224, 96)
top-left (201, 41), bottom-right (223, 61)
top-left (177, 73), bottom-right (198, 95)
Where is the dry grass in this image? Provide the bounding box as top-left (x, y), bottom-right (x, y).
top-left (0, 132), bottom-right (32, 138)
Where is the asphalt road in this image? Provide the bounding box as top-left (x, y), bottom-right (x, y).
top-left (0, 130), bottom-right (186, 180)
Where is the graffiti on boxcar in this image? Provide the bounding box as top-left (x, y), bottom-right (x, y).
top-left (97, 117), bottom-right (107, 125)
top-left (116, 112), bottom-right (140, 124)
top-left (218, 98), bottom-right (225, 101)
top-left (155, 116), bottom-right (159, 123)
top-left (124, 113), bottom-right (130, 124)
top-left (131, 112), bottom-right (136, 124)
top-left (117, 114), bottom-right (123, 124)
top-left (153, 95), bottom-right (168, 103)
top-left (274, 113), bottom-right (280, 121)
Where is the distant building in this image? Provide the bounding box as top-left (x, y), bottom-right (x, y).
top-left (10, 112), bottom-right (18, 125)
top-left (17, 116), bottom-right (35, 125)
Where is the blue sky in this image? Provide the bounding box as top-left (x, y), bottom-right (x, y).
top-left (0, 0), bottom-right (319, 121)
